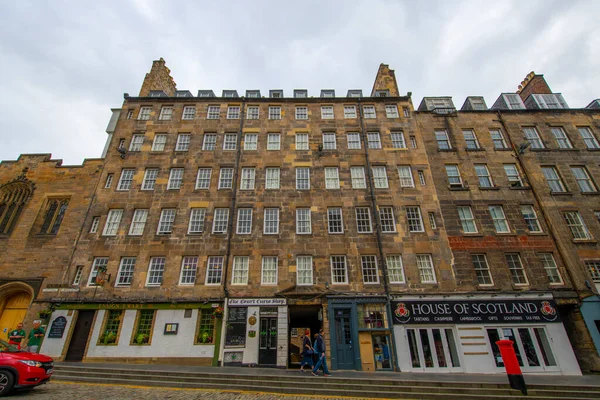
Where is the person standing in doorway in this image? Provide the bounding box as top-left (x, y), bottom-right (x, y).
top-left (299, 329), bottom-right (314, 372)
top-left (26, 320), bottom-right (45, 353)
top-left (8, 322), bottom-right (26, 349)
top-left (312, 328), bottom-right (331, 376)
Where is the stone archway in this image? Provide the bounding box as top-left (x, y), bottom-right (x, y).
top-left (0, 282), bottom-right (34, 341)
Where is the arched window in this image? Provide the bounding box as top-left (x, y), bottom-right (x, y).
top-left (40, 198), bottom-right (69, 234)
top-left (0, 181), bottom-right (33, 235)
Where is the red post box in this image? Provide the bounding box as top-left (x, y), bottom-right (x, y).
top-left (496, 340), bottom-right (527, 395)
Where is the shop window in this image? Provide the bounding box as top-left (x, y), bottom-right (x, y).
top-left (486, 327), bottom-right (556, 369)
top-left (132, 310), bottom-right (155, 345)
top-left (98, 310), bottom-right (123, 345)
top-left (195, 309), bottom-right (215, 344)
top-left (357, 304), bottom-right (387, 329)
top-left (372, 335), bottom-right (392, 370)
top-left (406, 327), bottom-right (461, 370)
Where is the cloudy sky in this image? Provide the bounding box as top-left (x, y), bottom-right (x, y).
top-left (0, 0), bottom-right (598, 165)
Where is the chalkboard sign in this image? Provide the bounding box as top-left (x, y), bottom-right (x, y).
top-left (225, 307), bottom-right (247, 346)
top-left (48, 316), bottom-right (67, 339)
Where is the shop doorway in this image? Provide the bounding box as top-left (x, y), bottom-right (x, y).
top-left (486, 327), bottom-right (558, 372)
top-left (288, 305), bottom-right (321, 368)
top-left (65, 311), bottom-right (95, 361)
top-left (333, 308), bottom-right (355, 370)
top-left (258, 308), bottom-right (278, 366)
top-left (406, 327), bottom-right (462, 372)
top-left (0, 292), bottom-right (31, 341)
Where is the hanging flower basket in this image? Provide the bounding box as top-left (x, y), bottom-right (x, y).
top-left (213, 306), bottom-right (224, 319)
top-left (38, 309), bottom-right (52, 320)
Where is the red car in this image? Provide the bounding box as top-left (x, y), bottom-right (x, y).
top-left (0, 339), bottom-right (53, 396)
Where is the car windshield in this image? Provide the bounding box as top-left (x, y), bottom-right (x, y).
top-left (0, 339), bottom-right (19, 353)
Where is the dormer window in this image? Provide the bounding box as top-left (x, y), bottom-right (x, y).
top-left (527, 94), bottom-right (568, 109)
top-left (321, 90), bottom-right (335, 98)
top-left (347, 90), bottom-right (362, 98)
top-left (197, 90), bottom-right (215, 98)
top-left (246, 90), bottom-right (260, 98)
top-left (149, 91), bottom-right (165, 98)
top-left (375, 90), bottom-right (390, 97)
top-left (222, 90), bottom-right (238, 98)
top-left (294, 90), bottom-right (308, 98)
top-left (505, 94), bottom-right (526, 110)
top-left (270, 90), bottom-right (283, 98)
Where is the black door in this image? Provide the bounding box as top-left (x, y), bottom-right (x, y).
top-left (258, 317), bottom-right (277, 365)
top-left (334, 309), bottom-right (355, 369)
top-left (65, 311), bottom-right (95, 361)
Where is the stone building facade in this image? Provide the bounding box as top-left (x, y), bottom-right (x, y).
top-left (0, 154), bottom-right (102, 342)
top-left (1, 59), bottom-right (596, 375)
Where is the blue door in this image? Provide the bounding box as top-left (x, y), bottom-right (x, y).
top-left (334, 309), bottom-right (355, 369)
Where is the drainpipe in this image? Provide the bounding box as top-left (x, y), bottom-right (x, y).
top-left (357, 98), bottom-right (400, 372)
top-left (495, 110), bottom-right (580, 294)
top-left (218, 99), bottom-right (245, 365)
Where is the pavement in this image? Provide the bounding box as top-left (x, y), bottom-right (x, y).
top-left (56, 361), bottom-right (600, 387)
top-left (10, 381), bottom-right (374, 400)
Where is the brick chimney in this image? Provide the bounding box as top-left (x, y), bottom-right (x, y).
top-left (371, 64), bottom-right (399, 97)
top-left (139, 57), bottom-right (177, 97)
top-left (516, 71), bottom-right (552, 101)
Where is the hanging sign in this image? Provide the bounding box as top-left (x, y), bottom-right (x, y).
top-left (391, 299), bottom-right (560, 325)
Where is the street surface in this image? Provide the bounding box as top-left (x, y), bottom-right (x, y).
top-left (9, 381), bottom-right (376, 400)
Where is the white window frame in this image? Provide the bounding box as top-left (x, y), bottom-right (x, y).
top-left (244, 134), bottom-right (258, 151)
top-left (435, 130), bottom-right (451, 150)
top-left (542, 166), bottom-right (566, 193)
top-left (327, 207), bottom-right (344, 234)
top-left (240, 168), bottom-right (256, 190)
top-left (504, 164), bottom-right (523, 187)
top-left (355, 207), bottom-right (373, 233)
top-left (330, 255), bottom-right (348, 284)
top-left (540, 253), bottom-right (563, 285)
top-left (202, 134), bottom-right (217, 150)
top-left (350, 167), bottom-right (366, 189)
top-left (231, 256), bottom-right (249, 285)
top-left (152, 134), bottom-right (167, 151)
top-left (322, 133), bottom-right (337, 150)
top-left (297, 256), bottom-right (313, 285)
top-left (157, 209), bottom-right (176, 234)
top-left (367, 132), bottom-right (382, 149)
top-left (564, 211), bottom-right (592, 240)
top-left (571, 166), bottom-right (597, 193)
top-left (138, 106), bottom-right (152, 120)
top-left (182, 106), bottom-right (196, 120)
top-left (261, 256), bottom-right (278, 285)
top-left (296, 167), bottom-right (310, 190)
top-left (146, 257), bottom-right (166, 287)
top-left (387, 255), bottom-right (405, 283)
top-left (141, 168), bottom-right (158, 191)
top-left (117, 169), bottom-right (135, 191)
top-left (416, 254), bottom-right (436, 283)
top-left (550, 127), bottom-right (573, 149)
top-left (489, 206), bottom-right (510, 233)
top-left (87, 257), bottom-right (108, 286)
top-left (267, 133), bottom-right (281, 150)
top-left (266, 168), bottom-right (280, 189)
top-left (205, 256), bottom-right (223, 285)
top-left (462, 130), bottom-right (480, 149)
top-left (212, 208), bottom-right (229, 234)
top-left (398, 166), bottom-right (415, 188)
top-left (475, 164), bottom-right (493, 188)
top-left (446, 165), bottom-right (462, 187)
top-left (295, 133), bottom-right (309, 150)
top-left (406, 206), bottom-right (424, 232)
top-left (179, 256), bottom-right (198, 285)
top-left (296, 208), bottom-right (312, 234)
top-left (268, 106), bottom-right (281, 120)
top-left (372, 166), bottom-right (389, 189)
top-left (472, 254), bottom-right (493, 286)
top-left (159, 106), bottom-right (173, 121)
top-left (207, 105), bottom-right (220, 119)
top-left (116, 257), bottom-right (136, 287)
top-left (90, 216), bottom-right (100, 233)
top-left (506, 253), bottom-right (528, 285)
top-left (379, 206), bottom-right (396, 233)
top-left (347, 133), bottom-right (361, 149)
top-left (218, 168), bottom-right (234, 189)
top-left (418, 171), bottom-right (426, 186)
top-left (344, 105), bottom-right (357, 119)
top-left (227, 106), bottom-right (240, 119)
top-left (188, 208), bottom-right (206, 234)
top-left (578, 127), bottom-right (600, 149)
top-left (167, 168), bottom-right (184, 190)
top-left (263, 208), bottom-right (280, 235)
top-left (129, 209), bottom-right (148, 236)
top-left (458, 206), bottom-right (477, 233)
top-left (391, 132), bottom-right (406, 149)
top-left (521, 205), bottom-right (542, 233)
top-left (361, 255), bottom-right (379, 284)
top-left (490, 129), bottom-right (508, 149)
top-left (73, 265), bottom-right (84, 285)
top-left (236, 208), bottom-right (253, 235)
top-left (223, 134), bottom-right (237, 151)
top-left (104, 174), bottom-right (113, 189)
top-left (410, 136), bottom-right (417, 148)
top-left (321, 106), bottom-right (334, 119)
top-left (102, 209), bottom-right (123, 236)
top-left (246, 106), bottom-right (259, 120)
top-left (195, 168), bottom-right (212, 190)
top-left (295, 106), bottom-right (308, 120)
top-left (129, 134), bottom-right (144, 151)
top-left (325, 167), bottom-right (340, 189)
top-left (363, 105), bottom-right (376, 119)
top-left (523, 127), bottom-right (544, 149)
top-left (385, 105), bottom-right (399, 118)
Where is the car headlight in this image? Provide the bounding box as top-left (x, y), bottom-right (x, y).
top-left (19, 360), bottom-right (43, 368)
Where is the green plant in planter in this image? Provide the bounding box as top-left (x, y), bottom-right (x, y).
top-left (100, 331), bottom-right (117, 344)
top-left (198, 331), bottom-right (213, 344)
top-left (135, 333), bottom-right (149, 344)
top-left (38, 309), bottom-right (52, 320)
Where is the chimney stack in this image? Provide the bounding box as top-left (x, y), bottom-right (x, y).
top-left (516, 71), bottom-right (552, 101)
top-left (139, 57), bottom-right (177, 97)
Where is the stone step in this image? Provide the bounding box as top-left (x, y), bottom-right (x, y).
top-left (51, 368), bottom-right (600, 399)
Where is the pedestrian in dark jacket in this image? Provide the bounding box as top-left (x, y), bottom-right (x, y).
top-left (299, 329), bottom-right (314, 372)
top-left (312, 328), bottom-right (331, 376)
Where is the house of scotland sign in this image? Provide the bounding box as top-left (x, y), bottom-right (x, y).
top-left (392, 299), bottom-right (559, 325)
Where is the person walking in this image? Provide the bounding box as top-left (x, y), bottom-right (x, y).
top-left (26, 320), bottom-right (45, 353)
top-left (312, 328), bottom-right (331, 377)
top-left (8, 322), bottom-right (26, 349)
top-left (299, 329), bottom-right (314, 372)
